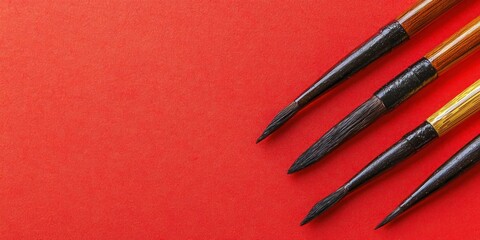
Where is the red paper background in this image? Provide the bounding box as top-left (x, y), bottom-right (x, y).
top-left (1, 1), bottom-right (479, 239)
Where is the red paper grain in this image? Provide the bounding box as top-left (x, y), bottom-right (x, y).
top-left (0, 1), bottom-right (479, 239)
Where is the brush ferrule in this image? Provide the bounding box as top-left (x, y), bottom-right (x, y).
top-left (404, 121), bottom-right (439, 151)
top-left (374, 58), bottom-right (437, 109)
top-left (295, 21), bottom-right (408, 106)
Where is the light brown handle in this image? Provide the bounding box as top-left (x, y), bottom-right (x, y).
top-left (396, 0), bottom-right (464, 36)
top-left (427, 79), bottom-right (480, 136)
top-left (425, 16), bottom-right (480, 74)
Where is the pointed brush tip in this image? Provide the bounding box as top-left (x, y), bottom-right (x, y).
top-left (287, 165), bottom-right (300, 174)
top-left (256, 128), bottom-right (272, 144)
top-left (300, 208), bottom-right (320, 226)
top-left (300, 217), bottom-right (312, 226)
top-left (288, 155), bottom-right (310, 174)
top-left (375, 210), bottom-right (399, 230)
top-left (258, 102), bottom-right (300, 143)
top-left (299, 188), bottom-right (348, 225)
top-left (374, 219), bottom-right (389, 230)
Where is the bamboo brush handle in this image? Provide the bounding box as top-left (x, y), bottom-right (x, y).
top-left (425, 16), bottom-right (480, 74)
top-left (427, 80), bottom-right (480, 136)
top-left (397, 0), bottom-right (464, 36)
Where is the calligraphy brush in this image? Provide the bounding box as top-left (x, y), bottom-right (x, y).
top-left (257, 0), bottom-right (463, 143)
top-left (289, 16), bottom-right (480, 174)
top-left (376, 134), bottom-right (480, 229)
top-left (301, 78), bottom-right (480, 226)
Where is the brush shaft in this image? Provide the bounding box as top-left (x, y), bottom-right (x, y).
top-left (397, 0), bottom-right (463, 36)
top-left (425, 16), bottom-right (480, 74)
top-left (374, 58), bottom-right (437, 109)
top-left (394, 135), bottom-right (480, 218)
top-left (345, 122), bottom-right (438, 190)
top-left (295, 21), bottom-right (408, 106)
top-left (427, 79), bottom-right (480, 136)
top-left (295, 0), bottom-right (467, 107)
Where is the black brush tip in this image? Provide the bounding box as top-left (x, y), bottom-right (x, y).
top-left (288, 96), bottom-right (386, 173)
top-left (300, 187), bottom-right (348, 226)
top-left (287, 167), bottom-right (296, 175)
top-left (374, 220), bottom-right (388, 230)
top-left (288, 148), bottom-right (318, 174)
top-left (257, 102), bottom-right (300, 143)
top-left (375, 208), bottom-right (402, 230)
top-left (300, 214), bottom-right (314, 226)
top-left (256, 133), bottom-right (268, 144)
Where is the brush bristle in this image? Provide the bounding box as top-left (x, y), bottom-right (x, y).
top-left (257, 102), bottom-right (300, 143)
top-left (300, 187), bottom-right (348, 226)
top-left (375, 207), bottom-right (403, 229)
top-left (288, 96), bottom-right (386, 173)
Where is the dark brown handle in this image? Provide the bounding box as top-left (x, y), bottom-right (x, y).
top-left (425, 16), bottom-right (480, 74)
top-left (396, 0), bottom-right (464, 36)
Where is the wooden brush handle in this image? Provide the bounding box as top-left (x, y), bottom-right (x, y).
top-left (427, 80), bottom-right (480, 136)
top-left (397, 0), bottom-right (463, 36)
top-left (425, 16), bottom-right (480, 74)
